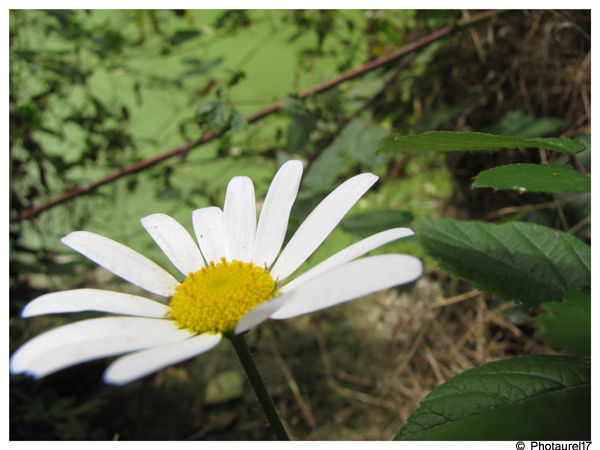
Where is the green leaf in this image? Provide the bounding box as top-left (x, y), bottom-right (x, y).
top-left (286, 112), bottom-right (317, 152)
top-left (303, 138), bottom-right (345, 194)
top-left (395, 355), bottom-right (590, 440)
top-left (483, 111), bottom-right (567, 138)
top-left (155, 186), bottom-right (182, 201)
top-left (341, 209), bottom-right (413, 238)
top-left (179, 57), bottom-right (224, 79)
top-left (303, 119), bottom-right (390, 193)
top-left (378, 131), bottom-right (586, 154)
top-left (413, 104), bottom-right (463, 132)
top-left (170, 29), bottom-right (201, 46)
top-left (195, 101), bottom-right (245, 134)
top-left (229, 109), bottom-right (247, 134)
top-left (536, 289), bottom-right (591, 355)
top-left (415, 218), bottom-right (590, 306)
top-left (342, 120), bottom-right (390, 169)
top-left (196, 100), bottom-right (231, 128)
top-left (473, 163), bottom-right (591, 193)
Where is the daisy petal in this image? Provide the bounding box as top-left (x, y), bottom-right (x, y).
top-left (270, 254), bottom-right (423, 319)
top-left (192, 207), bottom-right (226, 264)
top-left (271, 173), bottom-right (378, 281)
top-left (235, 295), bottom-right (288, 334)
top-left (104, 333), bottom-right (222, 385)
top-left (253, 160), bottom-right (303, 268)
top-left (10, 317), bottom-right (191, 378)
top-left (281, 228), bottom-right (414, 293)
top-left (223, 176), bottom-right (256, 262)
top-left (21, 289), bottom-right (169, 319)
top-left (141, 213), bottom-right (205, 276)
top-left (61, 231), bottom-right (180, 297)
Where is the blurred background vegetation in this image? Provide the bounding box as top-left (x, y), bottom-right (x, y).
top-left (10, 9), bottom-right (590, 440)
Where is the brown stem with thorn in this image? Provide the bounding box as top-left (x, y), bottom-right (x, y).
top-left (15, 10), bottom-right (500, 222)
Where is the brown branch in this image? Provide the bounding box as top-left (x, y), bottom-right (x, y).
top-left (306, 60), bottom-right (408, 164)
top-left (15, 10), bottom-right (500, 222)
top-left (485, 194), bottom-right (589, 220)
top-left (568, 153), bottom-right (588, 174)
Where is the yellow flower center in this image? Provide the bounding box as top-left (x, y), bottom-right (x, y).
top-left (169, 257), bottom-right (278, 335)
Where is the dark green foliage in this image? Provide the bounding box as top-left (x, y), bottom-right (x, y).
top-left (341, 209), bottom-right (413, 238)
top-left (395, 355), bottom-right (590, 441)
top-left (483, 111), bottom-right (567, 138)
top-left (378, 131), bottom-right (586, 154)
top-left (536, 289), bottom-right (591, 355)
top-left (415, 218), bottom-right (590, 306)
top-left (473, 163), bottom-right (591, 193)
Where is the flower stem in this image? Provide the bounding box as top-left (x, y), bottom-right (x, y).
top-left (229, 333), bottom-right (290, 440)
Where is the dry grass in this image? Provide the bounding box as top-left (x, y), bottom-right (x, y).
top-left (232, 270), bottom-right (556, 440)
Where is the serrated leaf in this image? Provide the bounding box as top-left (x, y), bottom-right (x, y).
top-left (473, 164), bottom-right (591, 193)
top-left (378, 131), bottom-right (586, 154)
top-left (536, 289), bottom-right (590, 355)
top-left (396, 355), bottom-right (590, 441)
top-left (341, 209), bottom-right (413, 238)
top-left (415, 218), bottom-right (590, 306)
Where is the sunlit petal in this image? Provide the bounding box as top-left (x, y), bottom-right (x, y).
top-left (235, 295), bottom-right (288, 334)
top-left (12, 160), bottom-right (426, 386)
top-left (281, 228), bottom-right (414, 293)
top-left (10, 317), bottom-right (191, 378)
top-left (61, 231), bottom-right (179, 297)
top-left (104, 333), bottom-right (222, 385)
top-left (192, 206), bottom-right (226, 264)
top-left (271, 254), bottom-right (423, 319)
top-left (223, 176), bottom-right (256, 262)
top-left (141, 213), bottom-right (205, 276)
top-left (253, 160), bottom-right (303, 268)
top-left (21, 289), bottom-right (169, 318)
top-left (271, 173), bottom-right (378, 281)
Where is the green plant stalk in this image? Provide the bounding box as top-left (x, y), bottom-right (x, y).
top-left (229, 333), bottom-right (290, 440)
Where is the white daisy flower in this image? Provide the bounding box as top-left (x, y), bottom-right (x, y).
top-left (10, 160), bottom-right (423, 386)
